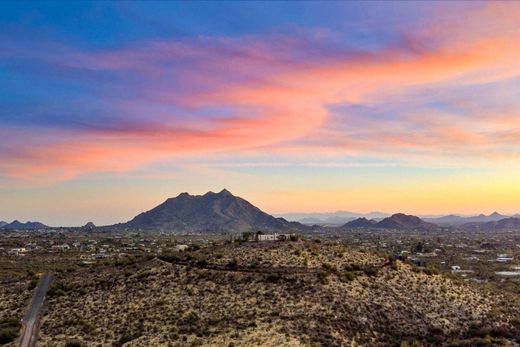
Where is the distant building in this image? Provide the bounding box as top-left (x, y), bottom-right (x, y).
top-left (175, 244), bottom-right (189, 252)
top-left (496, 254), bottom-right (514, 262)
top-left (255, 233), bottom-right (292, 242)
top-left (8, 247), bottom-right (27, 256)
top-left (52, 244), bottom-right (70, 251)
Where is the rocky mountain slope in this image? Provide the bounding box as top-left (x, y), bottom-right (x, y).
top-left (124, 189), bottom-right (306, 233)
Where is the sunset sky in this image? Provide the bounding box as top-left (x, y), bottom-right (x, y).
top-left (2, 1), bottom-right (520, 226)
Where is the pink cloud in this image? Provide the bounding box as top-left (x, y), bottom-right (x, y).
top-left (3, 2), bottom-right (520, 181)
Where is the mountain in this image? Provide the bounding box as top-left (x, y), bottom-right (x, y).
top-left (277, 211), bottom-right (388, 225)
top-left (83, 222), bottom-right (96, 230)
top-left (124, 189), bottom-right (308, 233)
top-left (343, 217), bottom-right (376, 228)
top-left (424, 212), bottom-right (509, 226)
top-left (0, 221), bottom-right (7, 228)
top-left (461, 217), bottom-right (520, 232)
top-left (375, 213), bottom-right (437, 231)
top-left (1, 220), bottom-right (48, 230)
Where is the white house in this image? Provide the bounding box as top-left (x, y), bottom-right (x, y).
top-left (175, 244), bottom-right (189, 252)
top-left (496, 254), bottom-right (514, 262)
top-left (256, 233), bottom-right (292, 242)
top-left (8, 248), bottom-right (27, 256)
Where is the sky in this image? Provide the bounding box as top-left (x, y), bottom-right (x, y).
top-left (2, 1), bottom-right (520, 226)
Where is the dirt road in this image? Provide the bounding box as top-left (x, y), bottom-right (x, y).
top-left (19, 273), bottom-right (52, 347)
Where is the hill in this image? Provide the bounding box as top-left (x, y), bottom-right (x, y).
top-left (1, 220), bottom-right (48, 230)
top-left (461, 217), bottom-right (520, 232)
top-left (343, 217), bottom-right (376, 228)
top-left (38, 241), bottom-right (520, 346)
top-left (124, 189), bottom-right (307, 233)
top-left (375, 213), bottom-right (437, 230)
top-left (0, 221), bottom-right (7, 228)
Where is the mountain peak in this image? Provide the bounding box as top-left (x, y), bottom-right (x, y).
top-left (125, 190), bottom-right (306, 233)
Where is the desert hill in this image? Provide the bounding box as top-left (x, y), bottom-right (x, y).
top-left (39, 241), bottom-right (520, 346)
top-left (343, 217), bottom-right (376, 228)
top-left (375, 213), bottom-right (437, 231)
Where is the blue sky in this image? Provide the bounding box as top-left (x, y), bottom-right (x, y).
top-left (1, 1), bottom-right (520, 226)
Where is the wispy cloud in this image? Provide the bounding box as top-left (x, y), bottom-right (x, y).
top-left (1, 2), bottom-right (520, 182)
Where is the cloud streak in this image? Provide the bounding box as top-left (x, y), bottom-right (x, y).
top-left (1, 2), bottom-right (520, 182)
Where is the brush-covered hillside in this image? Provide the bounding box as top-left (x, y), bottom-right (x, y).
top-left (38, 241), bottom-right (520, 347)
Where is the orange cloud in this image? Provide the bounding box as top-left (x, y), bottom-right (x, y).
top-left (2, 2), bottom-right (520, 182)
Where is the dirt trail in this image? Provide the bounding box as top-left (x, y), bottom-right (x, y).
top-left (19, 273), bottom-right (53, 347)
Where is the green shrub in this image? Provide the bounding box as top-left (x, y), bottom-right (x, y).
top-left (340, 271), bottom-right (356, 282)
top-left (364, 268), bottom-right (379, 277)
top-left (0, 327), bottom-right (18, 344)
top-left (226, 258), bottom-right (238, 270)
top-left (64, 340), bottom-right (82, 347)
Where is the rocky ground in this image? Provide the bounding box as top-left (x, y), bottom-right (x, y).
top-left (6, 241), bottom-right (520, 346)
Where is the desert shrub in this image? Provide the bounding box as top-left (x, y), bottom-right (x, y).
top-left (28, 278), bottom-right (38, 290)
top-left (195, 258), bottom-right (208, 267)
top-left (188, 244), bottom-right (200, 251)
top-left (0, 327), bottom-right (18, 344)
top-left (322, 263), bottom-right (337, 274)
top-left (115, 333), bottom-right (134, 346)
top-left (265, 273), bottom-right (281, 283)
top-left (226, 258), bottom-right (238, 270)
top-left (344, 263), bottom-right (361, 271)
top-left (317, 271), bottom-right (330, 284)
top-left (364, 268), bottom-right (379, 277)
top-left (158, 254), bottom-right (180, 263)
top-left (0, 319), bottom-right (20, 344)
top-left (340, 271), bottom-right (356, 282)
top-left (423, 264), bottom-right (439, 275)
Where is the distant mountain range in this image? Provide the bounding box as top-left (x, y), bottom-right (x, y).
top-left (423, 212), bottom-right (509, 226)
top-left (4, 194), bottom-right (520, 233)
top-left (0, 220), bottom-right (48, 230)
top-left (121, 189), bottom-right (308, 233)
top-left (344, 214), bottom-right (437, 231)
top-left (460, 217), bottom-right (520, 232)
top-left (282, 210), bottom-right (519, 228)
top-left (277, 211), bottom-right (388, 225)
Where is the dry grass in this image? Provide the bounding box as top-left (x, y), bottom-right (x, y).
top-left (28, 241), bottom-right (520, 346)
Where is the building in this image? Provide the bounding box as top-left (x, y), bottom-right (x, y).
top-left (175, 244), bottom-right (189, 252)
top-left (8, 248), bottom-right (27, 256)
top-left (496, 254), bottom-right (514, 262)
top-left (256, 233), bottom-right (292, 242)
